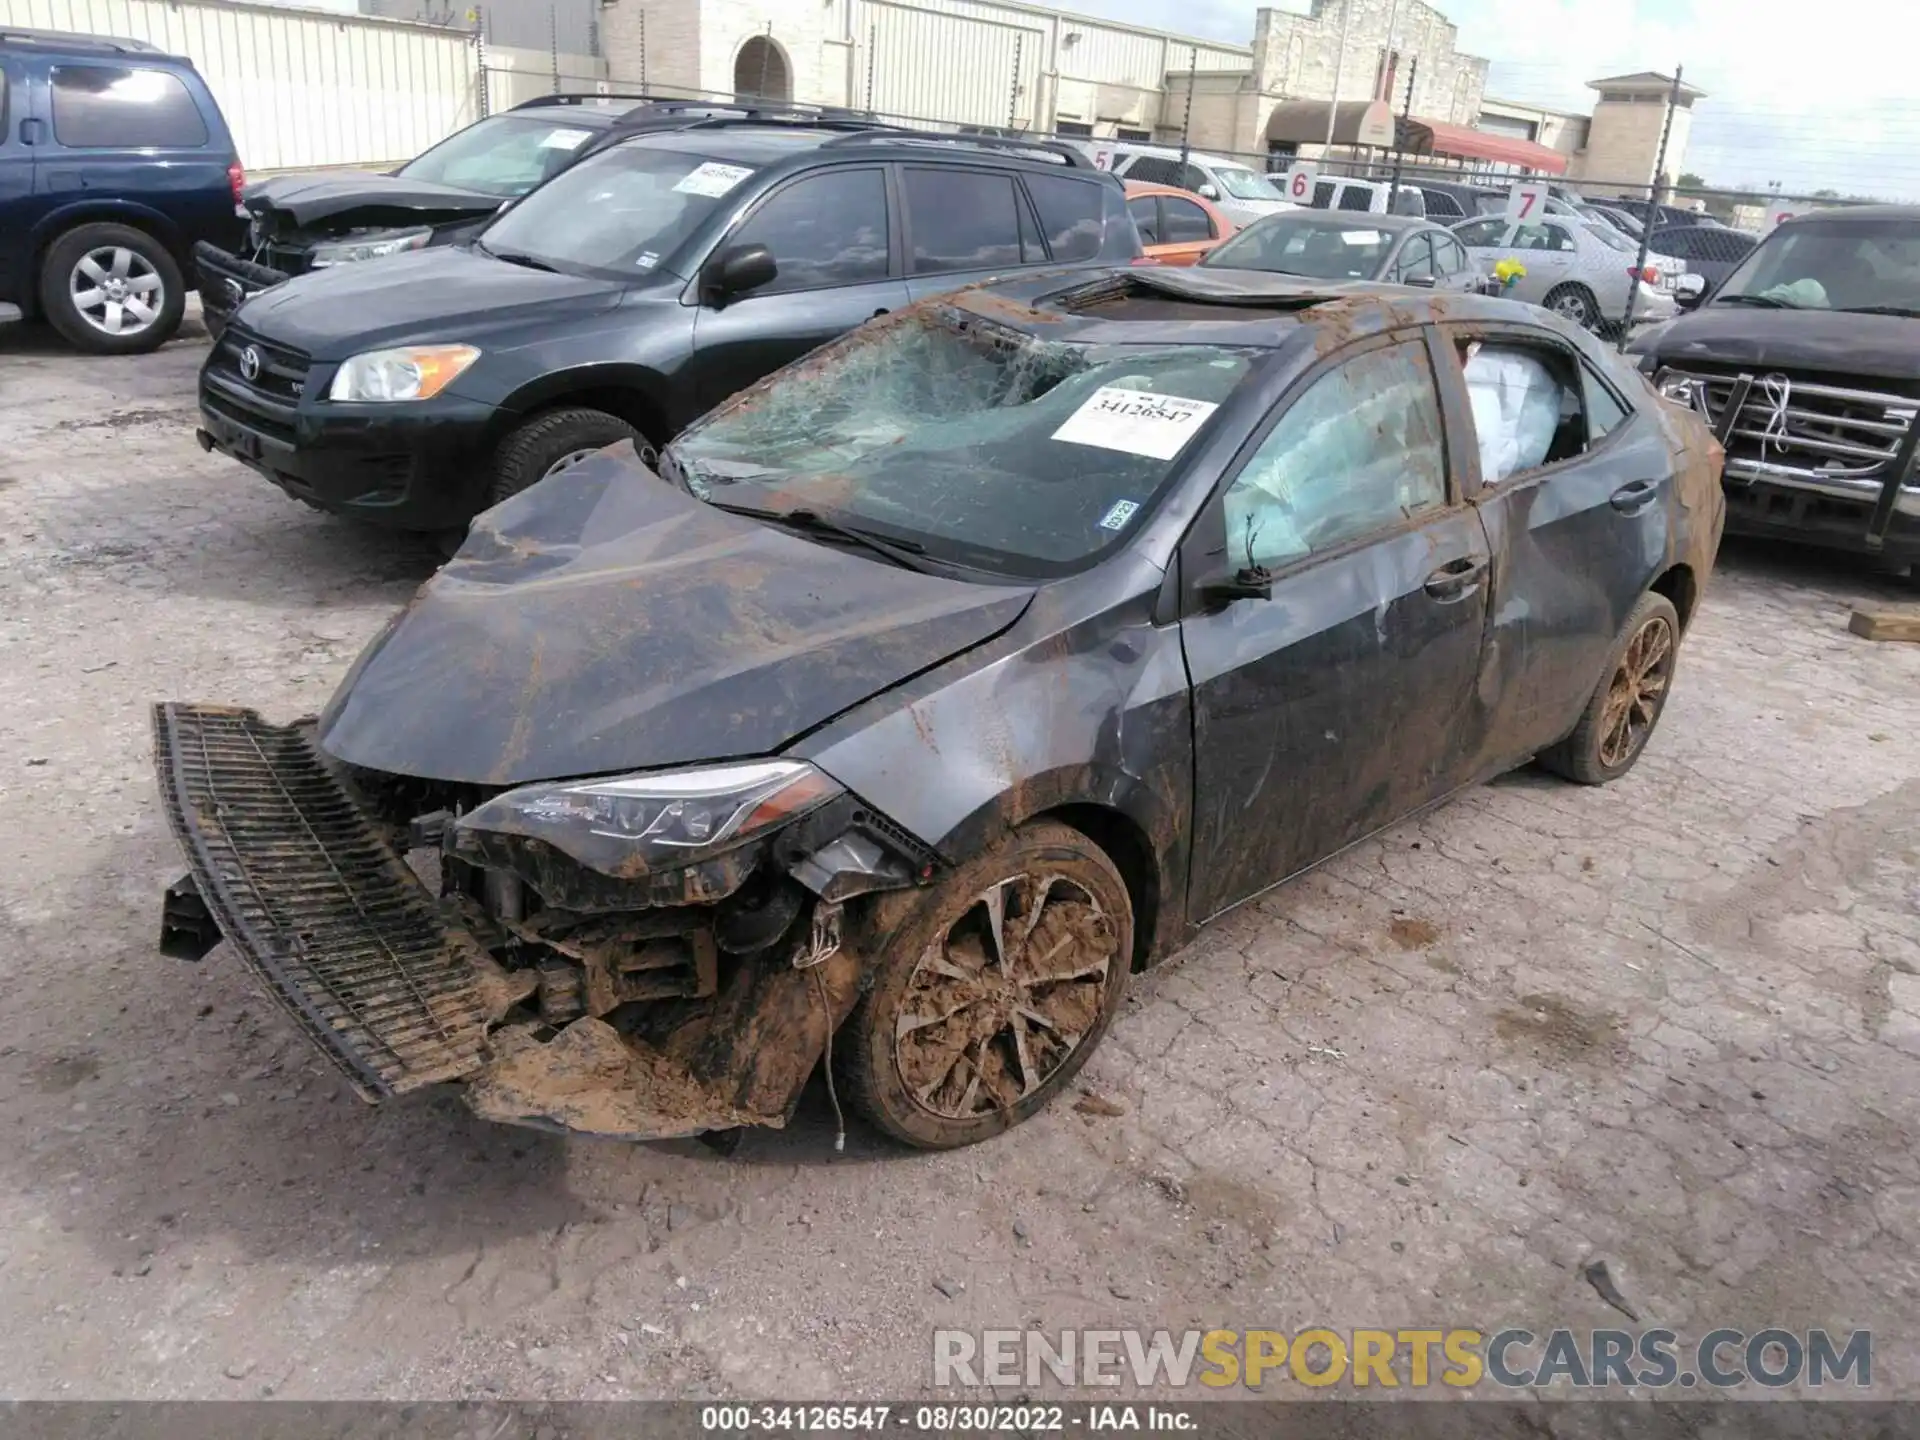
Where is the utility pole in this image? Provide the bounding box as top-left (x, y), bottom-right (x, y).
top-left (1177, 49), bottom-right (1197, 169)
top-left (1619, 65), bottom-right (1684, 345)
top-left (1322, 0), bottom-right (1352, 154)
top-left (1387, 55), bottom-right (1416, 209)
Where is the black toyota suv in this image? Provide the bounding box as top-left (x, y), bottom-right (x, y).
top-left (194, 93), bottom-right (796, 338)
top-left (1629, 205), bottom-right (1920, 574)
top-left (196, 122), bottom-right (1142, 537)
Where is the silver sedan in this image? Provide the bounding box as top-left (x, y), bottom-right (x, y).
top-left (1453, 214), bottom-right (1677, 331)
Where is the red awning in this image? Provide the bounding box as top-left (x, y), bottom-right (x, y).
top-left (1405, 118), bottom-right (1570, 175)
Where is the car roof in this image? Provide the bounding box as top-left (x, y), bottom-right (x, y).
top-left (0, 24), bottom-right (184, 60)
top-left (955, 266), bottom-right (1591, 353)
top-left (612, 122), bottom-right (1106, 175)
top-left (1265, 210), bottom-right (1435, 234)
top-left (1780, 204), bottom-right (1920, 224)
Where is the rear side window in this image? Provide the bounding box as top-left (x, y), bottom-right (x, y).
top-left (1424, 191), bottom-right (1464, 219)
top-left (1337, 185), bottom-right (1373, 212)
top-left (1128, 195), bottom-right (1161, 244)
top-left (1121, 156), bottom-right (1180, 186)
top-left (51, 65), bottom-right (208, 148)
top-left (1583, 364), bottom-right (1632, 441)
top-left (1024, 173), bottom-right (1105, 262)
top-left (904, 168), bottom-right (1022, 274)
top-left (1312, 180), bottom-right (1335, 208)
top-left (1455, 217), bottom-right (1509, 247)
top-left (1160, 196), bottom-right (1214, 243)
top-left (1435, 235), bottom-right (1470, 277)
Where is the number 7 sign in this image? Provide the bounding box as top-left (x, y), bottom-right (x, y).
top-left (1506, 182), bottom-right (1548, 220)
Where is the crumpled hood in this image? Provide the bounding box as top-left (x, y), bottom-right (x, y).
top-left (237, 246), bottom-right (623, 356)
top-left (317, 450), bottom-right (1034, 786)
top-left (248, 170), bottom-right (504, 229)
top-left (1639, 305), bottom-right (1920, 387)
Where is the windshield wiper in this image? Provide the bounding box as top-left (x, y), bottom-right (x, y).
top-left (1837, 304), bottom-right (1920, 318)
top-left (479, 242), bottom-right (558, 273)
top-left (1714, 293), bottom-right (1794, 309)
top-left (707, 501), bottom-right (932, 572)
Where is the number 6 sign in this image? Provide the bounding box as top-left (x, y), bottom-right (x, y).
top-left (1284, 162), bottom-right (1318, 205)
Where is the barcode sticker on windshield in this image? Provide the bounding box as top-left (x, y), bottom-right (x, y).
top-left (1099, 500), bottom-right (1140, 530)
top-left (674, 162), bottom-right (755, 197)
top-left (1051, 387), bottom-right (1219, 460)
top-left (540, 127), bottom-right (593, 150)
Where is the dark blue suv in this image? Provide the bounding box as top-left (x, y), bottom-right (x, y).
top-left (0, 26), bottom-right (243, 353)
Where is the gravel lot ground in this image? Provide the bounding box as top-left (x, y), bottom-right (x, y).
top-left (2, 312), bottom-right (1919, 1404)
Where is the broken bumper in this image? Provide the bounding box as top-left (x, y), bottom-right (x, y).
top-left (150, 702), bottom-right (859, 1138)
top-left (194, 242), bottom-right (290, 339)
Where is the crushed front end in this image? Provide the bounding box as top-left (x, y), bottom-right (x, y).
top-left (151, 702), bottom-right (936, 1139)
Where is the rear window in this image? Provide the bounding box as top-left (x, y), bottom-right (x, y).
top-left (51, 65), bottom-right (208, 148)
top-left (1025, 173), bottom-right (1106, 262)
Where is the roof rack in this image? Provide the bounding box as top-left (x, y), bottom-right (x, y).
top-left (508, 89), bottom-right (669, 112)
top-left (1, 25), bottom-right (162, 54)
top-left (819, 129), bottom-right (1092, 168)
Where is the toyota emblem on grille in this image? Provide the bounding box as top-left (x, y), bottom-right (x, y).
top-left (239, 345), bottom-right (262, 382)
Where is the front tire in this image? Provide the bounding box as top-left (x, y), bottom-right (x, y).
top-left (39, 224), bottom-right (184, 355)
top-left (487, 408), bottom-right (646, 508)
top-left (835, 820), bottom-right (1133, 1150)
top-left (1539, 591), bottom-right (1681, 785)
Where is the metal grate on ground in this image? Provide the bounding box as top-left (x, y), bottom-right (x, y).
top-left (151, 703), bottom-right (493, 1099)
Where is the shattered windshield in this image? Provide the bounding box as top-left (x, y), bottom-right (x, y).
top-left (477, 144), bottom-right (758, 279)
top-left (398, 114), bottom-right (599, 198)
top-left (667, 310), bottom-right (1259, 577)
top-left (1203, 214), bottom-right (1395, 279)
top-left (1713, 217), bottom-right (1920, 314)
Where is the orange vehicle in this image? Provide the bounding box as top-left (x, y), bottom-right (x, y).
top-left (1122, 180), bottom-right (1236, 265)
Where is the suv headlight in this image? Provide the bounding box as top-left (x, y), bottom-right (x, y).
top-left (310, 228), bottom-right (431, 267)
top-left (328, 344), bottom-right (480, 402)
top-left (454, 760), bottom-right (844, 878)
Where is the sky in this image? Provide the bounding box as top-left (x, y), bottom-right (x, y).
top-left (1060, 0), bottom-right (1920, 200)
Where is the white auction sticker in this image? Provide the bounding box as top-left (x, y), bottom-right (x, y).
top-left (674, 162), bottom-right (755, 197)
top-left (1051, 387), bottom-right (1219, 460)
top-left (1098, 499), bottom-right (1141, 531)
top-left (539, 127), bottom-right (592, 150)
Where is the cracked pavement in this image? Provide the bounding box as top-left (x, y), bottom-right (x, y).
top-left (1, 316), bottom-right (1918, 1401)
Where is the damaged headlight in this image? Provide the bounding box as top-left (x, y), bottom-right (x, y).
top-left (455, 760), bottom-right (844, 878)
top-left (310, 228), bottom-right (432, 267)
top-left (328, 344), bottom-right (481, 402)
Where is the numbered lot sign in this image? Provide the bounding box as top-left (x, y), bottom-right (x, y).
top-left (1506, 182), bottom-right (1549, 220)
top-left (1283, 162), bottom-right (1318, 204)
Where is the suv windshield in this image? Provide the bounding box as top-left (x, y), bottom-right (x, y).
top-left (1216, 167), bottom-right (1285, 202)
top-left (478, 143), bottom-right (759, 279)
top-left (667, 311), bottom-right (1257, 576)
top-left (1714, 216), bottom-right (1920, 313)
top-left (1203, 213), bottom-right (1393, 279)
top-left (398, 113), bottom-right (601, 198)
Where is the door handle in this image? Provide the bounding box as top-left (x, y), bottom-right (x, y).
top-left (1610, 478), bottom-right (1659, 513)
top-left (1424, 555), bottom-right (1487, 601)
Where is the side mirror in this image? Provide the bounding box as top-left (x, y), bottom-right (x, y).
top-left (1674, 273), bottom-right (1708, 310)
top-left (699, 243), bottom-right (778, 307)
top-left (1200, 564), bottom-right (1274, 607)
top-left (1197, 183), bottom-right (1219, 200)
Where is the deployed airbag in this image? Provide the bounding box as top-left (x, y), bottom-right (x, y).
top-left (1464, 346), bottom-right (1561, 484)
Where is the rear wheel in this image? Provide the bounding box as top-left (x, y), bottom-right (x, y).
top-left (835, 821), bottom-right (1133, 1150)
top-left (1539, 591), bottom-right (1681, 785)
top-left (487, 408), bottom-right (649, 509)
top-left (1543, 282), bottom-right (1600, 330)
top-left (39, 223), bottom-right (184, 355)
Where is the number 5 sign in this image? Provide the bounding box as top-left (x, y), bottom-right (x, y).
top-left (1283, 162), bottom-right (1318, 204)
top-left (1506, 182), bottom-right (1549, 220)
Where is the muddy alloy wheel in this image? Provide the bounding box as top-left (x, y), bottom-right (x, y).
top-left (836, 821), bottom-right (1132, 1149)
top-left (1539, 590), bottom-right (1682, 785)
top-left (1597, 611), bottom-right (1674, 768)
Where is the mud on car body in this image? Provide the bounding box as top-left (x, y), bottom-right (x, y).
top-left (154, 269), bottom-right (1724, 1150)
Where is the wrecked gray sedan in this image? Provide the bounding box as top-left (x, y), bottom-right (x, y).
top-left (153, 268), bottom-right (1724, 1150)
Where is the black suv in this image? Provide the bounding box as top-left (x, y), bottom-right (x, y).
top-left (1630, 204), bottom-right (1920, 573)
top-left (0, 26), bottom-right (244, 353)
top-left (193, 93), bottom-right (818, 337)
top-left (196, 121), bottom-right (1141, 535)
